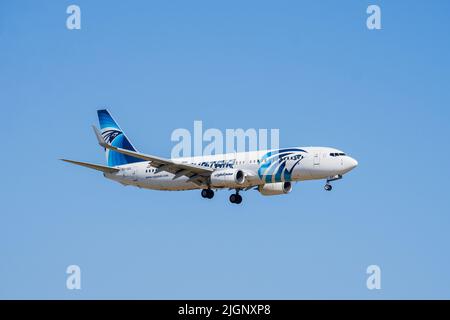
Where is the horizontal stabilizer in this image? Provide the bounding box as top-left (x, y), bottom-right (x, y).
top-left (60, 159), bottom-right (120, 174)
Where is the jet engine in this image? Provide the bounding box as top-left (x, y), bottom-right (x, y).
top-left (210, 169), bottom-right (245, 188)
top-left (258, 182), bottom-right (292, 196)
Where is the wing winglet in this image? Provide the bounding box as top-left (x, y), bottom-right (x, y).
top-left (92, 125), bottom-right (108, 148)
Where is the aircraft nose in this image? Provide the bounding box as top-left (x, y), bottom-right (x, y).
top-left (348, 157), bottom-right (358, 170)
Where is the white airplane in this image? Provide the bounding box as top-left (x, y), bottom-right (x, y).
top-left (62, 110), bottom-right (358, 204)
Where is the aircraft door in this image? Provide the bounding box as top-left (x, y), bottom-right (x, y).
top-left (313, 152), bottom-right (320, 166)
top-left (132, 167), bottom-right (137, 182)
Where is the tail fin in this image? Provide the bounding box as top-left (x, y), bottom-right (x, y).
top-left (97, 109), bottom-right (142, 166)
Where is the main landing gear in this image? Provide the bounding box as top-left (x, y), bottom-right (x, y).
top-left (201, 189), bottom-right (214, 199)
top-left (324, 174), bottom-right (342, 191)
top-left (229, 190), bottom-right (242, 204)
top-left (200, 188), bottom-right (243, 204)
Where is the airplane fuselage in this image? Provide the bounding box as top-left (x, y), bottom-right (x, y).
top-left (62, 110), bottom-right (358, 203)
top-left (104, 146), bottom-right (358, 191)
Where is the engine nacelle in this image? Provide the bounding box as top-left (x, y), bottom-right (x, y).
top-left (210, 169), bottom-right (245, 188)
top-left (258, 182), bottom-right (292, 196)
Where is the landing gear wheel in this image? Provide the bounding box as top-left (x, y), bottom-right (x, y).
top-left (324, 184), bottom-right (332, 191)
top-left (229, 194), bottom-right (242, 204)
top-left (201, 189), bottom-right (214, 199)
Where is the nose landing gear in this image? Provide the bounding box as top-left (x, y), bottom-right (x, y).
top-left (324, 174), bottom-right (342, 191)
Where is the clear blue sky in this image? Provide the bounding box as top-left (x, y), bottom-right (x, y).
top-left (1, 0), bottom-right (450, 299)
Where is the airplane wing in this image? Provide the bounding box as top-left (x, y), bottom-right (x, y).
top-left (93, 126), bottom-right (213, 185)
top-left (61, 159), bottom-right (120, 174)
